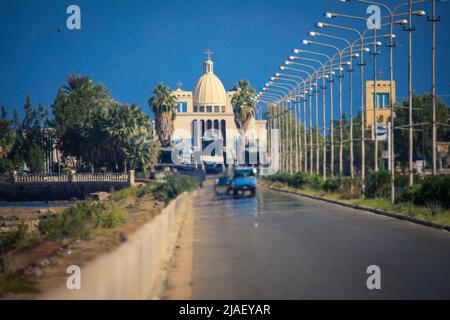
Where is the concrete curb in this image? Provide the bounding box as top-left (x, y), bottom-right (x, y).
top-left (269, 186), bottom-right (450, 233)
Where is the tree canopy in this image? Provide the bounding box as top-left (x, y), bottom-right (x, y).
top-left (231, 80), bottom-right (257, 133)
top-left (148, 83), bottom-right (177, 147)
top-left (52, 74), bottom-right (158, 172)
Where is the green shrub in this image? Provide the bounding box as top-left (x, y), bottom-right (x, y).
top-left (0, 224), bottom-right (41, 256)
top-left (152, 175), bottom-right (200, 202)
top-left (396, 183), bottom-right (422, 204)
top-left (395, 174), bottom-right (409, 191)
top-left (110, 186), bottom-right (140, 202)
top-left (418, 175), bottom-right (450, 209)
top-left (137, 184), bottom-right (155, 198)
top-left (307, 175), bottom-right (323, 190)
top-left (0, 158), bottom-right (13, 174)
top-left (0, 273), bottom-right (39, 294)
top-left (365, 171), bottom-right (391, 198)
top-left (426, 200), bottom-right (445, 216)
top-left (38, 202), bottom-right (98, 241)
top-left (323, 178), bottom-right (339, 192)
top-left (289, 172), bottom-right (308, 189)
top-left (0, 224), bottom-right (41, 273)
top-left (38, 201), bottom-right (126, 241)
top-left (265, 173), bottom-right (293, 185)
top-left (95, 207), bottom-right (126, 228)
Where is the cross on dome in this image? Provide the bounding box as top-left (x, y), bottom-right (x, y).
top-left (203, 49), bottom-right (215, 74)
top-left (205, 49), bottom-right (213, 60)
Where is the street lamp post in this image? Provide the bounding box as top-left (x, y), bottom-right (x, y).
top-left (330, 4), bottom-right (418, 202)
top-left (276, 72), bottom-right (307, 172)
top-left (303, 39), bottom-right (345, 177)
top-left (294, 49), bottom-right (336, 177)
top-left (312, 27), bottom-right (357, 184)
top-left (262, 88), bottom-right (286, 171)
top-left (268, 82), bottom-right (295, 173)
top-left (280, 65), bottom-right (312, 173)
top-left (287, 60), bottom-right (321, 175)
top-left (289, 54), bottom-right (328, 179)
top-left (343, 0), bottom-right (429, 201)
top-left (320, 18), bottom-right (373, 196)
top-left (272, 76), bottom-right (303, 172)
top-left (429, 0), bottom-right (440, 176)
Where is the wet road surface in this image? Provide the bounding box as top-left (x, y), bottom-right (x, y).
top-left (191, 182), bottom-right (450, 299)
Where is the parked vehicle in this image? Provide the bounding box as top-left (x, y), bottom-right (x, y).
top-left (214, 175), bottom-right (233, 195)
top-left (231, 167), bottom-right (257, 197)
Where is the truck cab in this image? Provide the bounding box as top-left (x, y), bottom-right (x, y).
top-left (232, 167), bottom-right (257, 197)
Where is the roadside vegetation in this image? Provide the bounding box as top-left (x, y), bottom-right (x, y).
top-left (0, 174), bottom-right (199, 295)
top-left (0, 75), bottom-right (160, 175)
top-left (264, 172), bottom-right (450, 227)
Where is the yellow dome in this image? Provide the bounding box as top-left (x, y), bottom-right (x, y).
top-left (193, 59), bottom-right (227, 106)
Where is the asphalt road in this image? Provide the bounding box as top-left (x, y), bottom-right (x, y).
top-left (191, 181), bottom-right (450, 299)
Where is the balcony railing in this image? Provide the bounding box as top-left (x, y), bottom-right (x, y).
top-left (0, 171), bottom-right (134, 184)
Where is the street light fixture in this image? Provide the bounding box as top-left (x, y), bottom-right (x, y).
top-left (302, 38), bottom-right (347, 177)
top-left (342, 0), bottom-right (432, 194)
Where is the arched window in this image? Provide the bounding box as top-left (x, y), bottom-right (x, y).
top-left (192, 120), bottom-right (199, 147)
top-left (200, 120), bottom-right (205, 138)
top-left (221, 120), bottom-right (227, 147)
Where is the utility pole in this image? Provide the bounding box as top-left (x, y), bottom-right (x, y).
top-left (294, 90), bottom-right (300, 173)
top-left (322, 72), bottom-right (327, 180)
top-left (407, 0), bottom-right (415, 186)
top-left (329, 73), bottom-right (335, 177)
top-left (359, 43), bottom-right (366, 198)
top-left (338, 56), bottom-right (344, 177)
top-left (373, 27), bottom-right (379, 172)
top-left (315, 82), bottom-right (320, 175)
top-left (304, 95), bottom-right (308, 173)
top-left (429, 0), bottom-right (439, 175)
top-left (348, 47), bottom-right (354, 189)
top-left (309, 89), bottom-right (314, 175)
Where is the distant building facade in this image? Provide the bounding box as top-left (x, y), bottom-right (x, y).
top-left (365, 80), bottom-right (396, 126)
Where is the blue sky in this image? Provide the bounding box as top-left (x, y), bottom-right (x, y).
top-left (0, 0), bottom-right (449, 120)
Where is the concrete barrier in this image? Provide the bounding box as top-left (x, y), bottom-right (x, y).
top-left (39, 191), bottom-right (195, 300)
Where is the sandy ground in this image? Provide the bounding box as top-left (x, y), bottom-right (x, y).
top-left (162, 197), bottom-right (194, 300)
top-left (1, 198), bottom-right (165, 299)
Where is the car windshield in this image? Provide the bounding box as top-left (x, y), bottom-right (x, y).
top-left (234, 170), bottom-right (255, 178)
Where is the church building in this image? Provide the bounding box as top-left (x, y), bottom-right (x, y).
top-left (171, 52), bottom-right (266, 165)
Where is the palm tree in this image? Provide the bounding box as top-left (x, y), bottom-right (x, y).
top-left (63, 74), bottom-right (110, 102)
top-left (52, 74), bottom-right (113, 166)
top-left (231, 80), bottom-right (257, 134)
top-left (105, 103), bottom-right (154, 171)
top-left (123, 133), bottom-right (158, 173)
top-left (148, 83), bottom-right (177, 147)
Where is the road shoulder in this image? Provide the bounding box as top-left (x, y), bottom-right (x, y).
top-left (267, 185), bottom-right (450, 233)
top-left (161, 194), bottom-right (194, 300)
